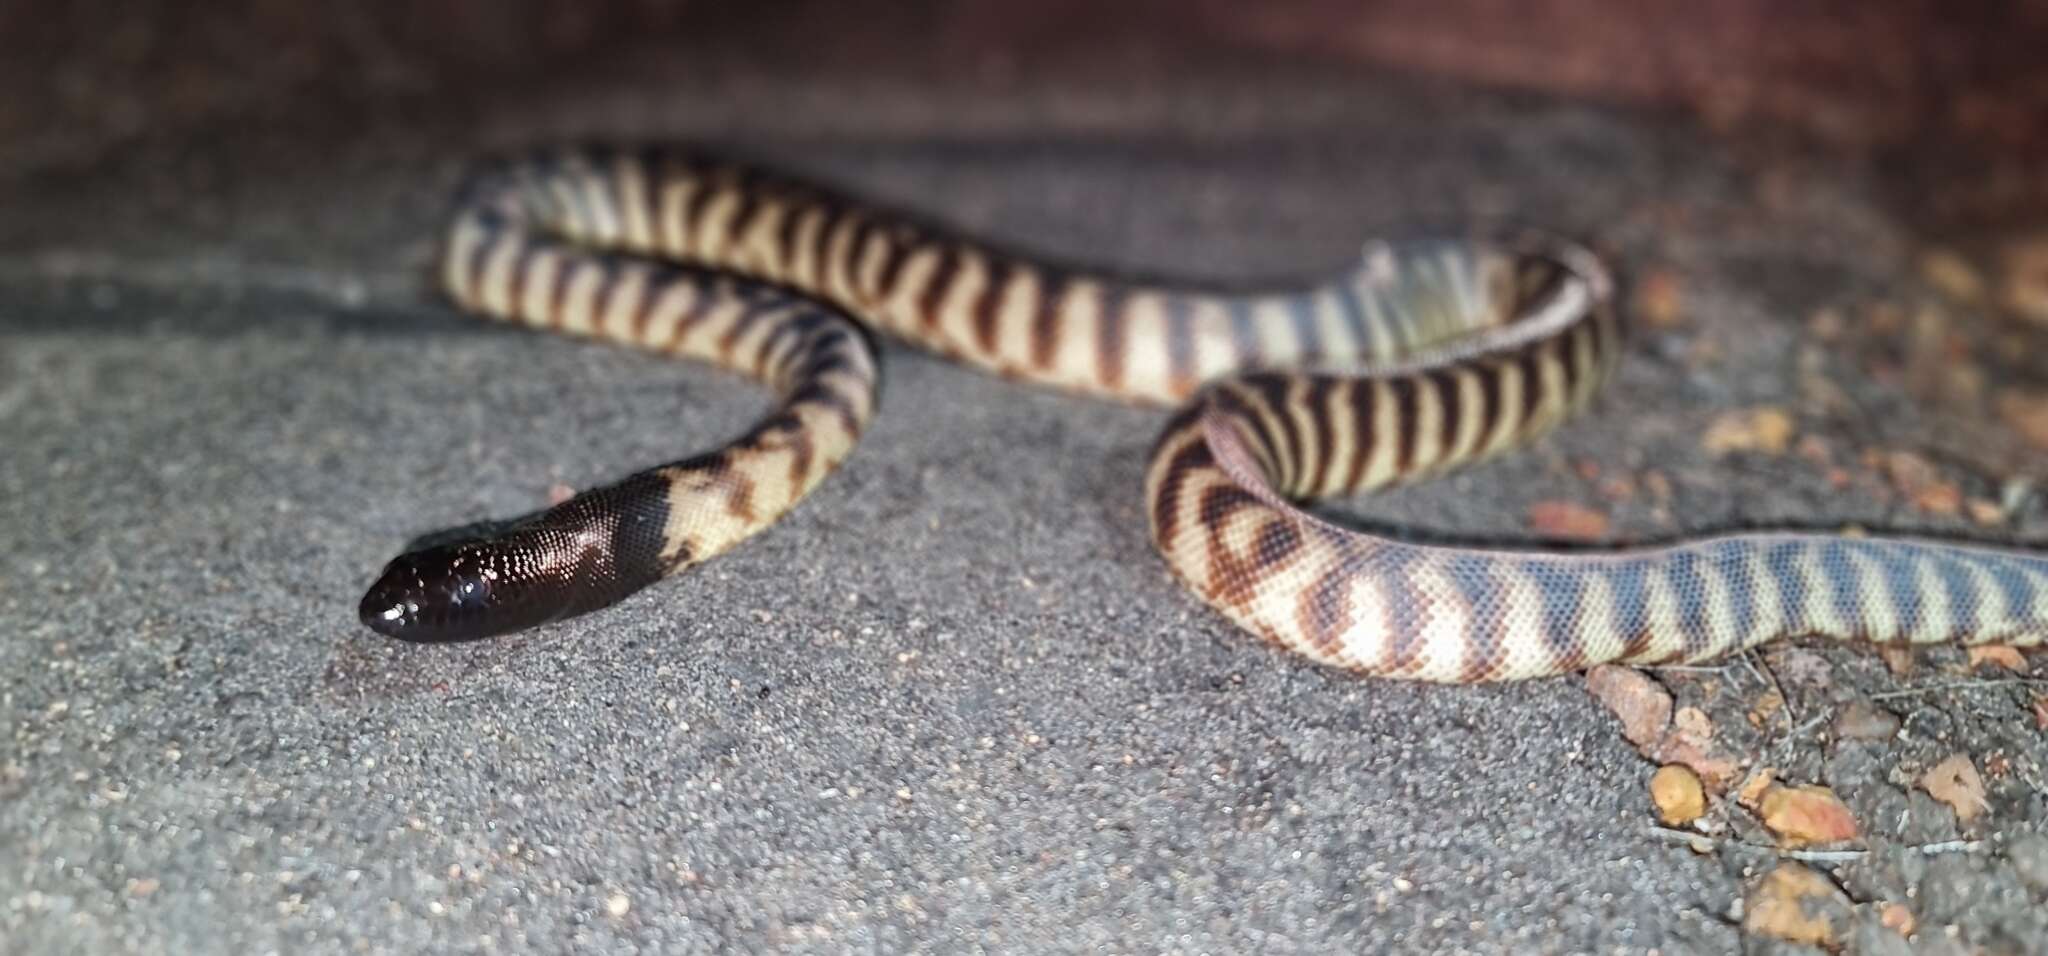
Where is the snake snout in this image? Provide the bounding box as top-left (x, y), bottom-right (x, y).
top-left (358, 544), bottom-right (521, 642)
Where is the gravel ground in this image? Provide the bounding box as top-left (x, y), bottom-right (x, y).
top-left (4, 24), bottom-right (2047, 956)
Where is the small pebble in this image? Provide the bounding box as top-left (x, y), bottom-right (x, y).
top-left (1650, 764), bottom-right (1706, 825)
top-left (1832, 701), bottom-right (1901, 742)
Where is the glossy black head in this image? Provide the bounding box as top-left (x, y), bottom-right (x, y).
top-left (358, 539), bottom-right (563, 642)
top-left (360, 473), bottom-right (676, 641)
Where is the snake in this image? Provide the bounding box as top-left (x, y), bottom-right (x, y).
top-left (358, 145), bottom-right (2048, 681)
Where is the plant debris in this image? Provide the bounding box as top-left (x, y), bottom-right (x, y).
top-left (1525, 500), bottom-right (1611, 540)
top-left (1920, 755), bottom-right (1990, 824)
top-left (1649, 764), bottom-right (1706, 825)
top-left (1741, 864), bottom-right (1851, 947)
top-left (1701, 406), bottom-right (1796, 456)
top-left (1757, 784), bottom-right (1860, 846)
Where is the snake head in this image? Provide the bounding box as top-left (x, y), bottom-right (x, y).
top-left (359, 481), bottom-right (673, 642)
top-left (358, 538), bottom-right (559, 642)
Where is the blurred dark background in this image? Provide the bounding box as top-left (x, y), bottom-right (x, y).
top-left (3, 0), bottom-right (2045, 229)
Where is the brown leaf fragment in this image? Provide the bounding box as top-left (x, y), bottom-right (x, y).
top-left (1997, 390), bottom-right (2048, 450)
top-left (1653, 707), bottom-right (1737, 790)
top-left (1649, 764), bottom-right (1707, 825)
top-left (1585, 665), bottom-right (1672, 750)
top-left (1912, 482), bottom-right (1962, 516)
top-left (1878, 645), bottom-right (1917, 676)
top-left (1633, 269), bottom-right (1685, 329)
top-left (1920, 755), bottom-right (1989, 824)
top-left (1876, 901), bottom-right (1916, 937)
top-left (1737, 768), bottom-right (1778, 809)
top-left (1702, 407), bottom-right (1795, 456)
top-left (1880, 450), bottom-right (1941, 497)
top-left (1741, 864), bottom-right (1851, 947)
top-left (1966, 497), bottom-right (2007, 527)
top-left (1921, 249), bottom-right (1985, 304)
top-left (1757, 784), bottom-right (1860, 846)
top-left (1653, 743), bottom-right (1742, 792)
top-left (1968, 645), bottom-right (2026, 672)
top-left (2033, 695), bottom-right (2048, 731)
top-left (1747, 690), bottom-right (1784, 729)
top-left (1526, 500), bottom-right (1610, 541)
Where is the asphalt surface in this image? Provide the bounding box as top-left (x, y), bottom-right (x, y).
top-left (4, 44), bottom-right (2047, 955)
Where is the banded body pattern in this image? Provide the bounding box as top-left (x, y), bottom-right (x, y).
top-left (436, 147), bottom-right (1519, 404)
top-left (1143, 252), bottom-right (2048, 679)
top-left (360, 166), bottom-right (879, 640)
top-left (364, 145), bottom-right (2048, 681)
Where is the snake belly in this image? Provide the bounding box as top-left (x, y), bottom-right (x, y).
top-left (358, 145), bottom-right (2048, 680)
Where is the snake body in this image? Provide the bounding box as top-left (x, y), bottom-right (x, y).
top-left (359, 146), bottom-right (2048, 680)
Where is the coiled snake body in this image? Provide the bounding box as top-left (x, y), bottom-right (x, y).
top-left (359, 146), bottom-right (2048, 680)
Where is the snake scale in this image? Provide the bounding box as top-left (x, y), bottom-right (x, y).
top-left (359, 145), bottom-right (2048, 681)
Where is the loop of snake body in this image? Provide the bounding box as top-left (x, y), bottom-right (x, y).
top-left (359, 145), bottom-right (2048, 680)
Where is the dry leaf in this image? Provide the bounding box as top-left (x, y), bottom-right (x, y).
top-left (1741, 864), bottom-right (1850, 947)
top-left (1527, 500), bottom-right (1610, 541)
top-left (1757, 784), bottom-right (1860, 846)
top-left (1879, 645), bottom-right (1917, 676)
top-left (1702, 407), bottom-right (1796, 456)
top-left (1969, 645), bottom-right (2026, 672)
top-left (1920, 755), bottom-right (1989, 824)
top-left (1650, 764), bottom-right (1707, 825)
top-left (2032, 695), bottom-right (2048, 730)
top-left (1585, 666), bottom-right (1672, 749)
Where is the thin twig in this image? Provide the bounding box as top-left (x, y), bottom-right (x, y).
top-left (1749, 649), bottom-right (1799, 727)
top-left (1646, 828), bottom-right (1984, 861)
top-left (1910, 840), bottom-right (1983, 856)
top-left (1784, 711), bottom-right (1831, 742)
top-left (1868, 678), bottom-right (2048, 701)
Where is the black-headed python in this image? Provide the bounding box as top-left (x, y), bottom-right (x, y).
top-left (359, 146), bottom-right (2048, 681)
